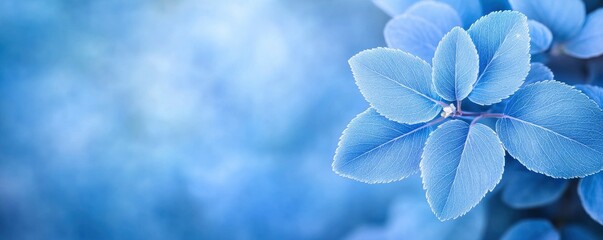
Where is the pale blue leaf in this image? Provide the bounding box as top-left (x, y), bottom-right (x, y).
top-left (421, 120), bottom-right (505, 220)
top-left (404, 1), bottom-right (462, 33)
top-left (560, 225), bottom-right (598, 240)
top-left (501, 160), bottom-right (568, 209)
top-left (384, 15), bottom-right (447, 62)
top-left (575, 84), bottom-right (603, 107)
top-left (578, 172), bottom-right (603, 224)
top-left (501, 219), bottom-right (560, 240)
top-left (564, 9), bottom-right (603, 59)
top-left (524, 63), bottom-right (554, 86)
top-left (509, 0), bottom-right (585, 41)
top-left (432, 27), bottom-right (479, 101)
top-left (497, 81), bottom-right (603, 178)
top-left (350, 48), bottom-right (443, 124)
top-left (467, 11), bottom-right (530, 105)
top-left (528, 20), bottom-right (553, 54)
top-left (373, 0), bottom-right (420, 17)
top-left (333, 108), bottom-right (434, 183)
top-left (438, 0), bottom-right (483, 28)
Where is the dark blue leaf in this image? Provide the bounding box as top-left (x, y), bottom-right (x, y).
top-left (565, 9), bottom-right (603, 59)
top-left (501, 219), bottom-right (560, 240)
top-left (422, 120), bottom-right (505, 220)
top-left (467, 11), bottom-right (530, 105)
top-left (510, 0), bottom-right (585, 41)
top-left (502, 160), bottom-right (568, 208)
top-left (404, 1), bottom-right (462, 33)
top-left (560, 225), bottom-right (598, 240)
top-left (333, 108), bottom-right (434, 183)
top-left (349, 48), bottom-right (444, 124)
top-left (575, 84), bottom-right (603, 107)
top-left (528, 20), bottom-right (553, 54)
top-left (578, 172), bottom-right (603, 224)
top-left (438, 0), bottom-right (483, 28)
top-left (497, 81), bottom-right (603, 178)
top-left (524, 63), bottom-right (554, 86)
top-left (432, 27), bottom-right (479, 101)
top-left (480, 0), bottom-right (511, 13)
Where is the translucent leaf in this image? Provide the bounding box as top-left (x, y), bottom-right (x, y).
top-left (404, 1), bottom-right (462, 33)
top-left (384, 15), bottom-right (447, 62)
top-left (467, 11), bottom-right (530, 105)
top-left (497, 81), bottom-right (603, 178)
top-left (349, 48), bottom-right (443, 124)
top-left (438, 0), bottom-right (483, 28)
top-left (432, 27), bottom-right (479, 101)
top-left (528, 20), bottom-right (553, 54)
top-left (524, 63), bottom-right (554, 86)
top-left (333, 108), bottom-right (434, 183)
top-left (560, 225), bottom-right (598, 240)
top-left (501, 219), bottom-right (560, 240)
top-left (421, 120), bottom-right (505, 220)
top-left (501, 160), bottom-right (568, 209)
top-left (579, 172), bottom-right (603, 225)
top-left (575, 84), bottom-right (603, 107)
top-left (373, 0), bottom-right (420, 17)
top-left (509, 0), bottom-right (585, 41)
top-left (565, 9), bottom-right (603, 59)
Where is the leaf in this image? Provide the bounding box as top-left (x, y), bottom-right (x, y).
top-left (575, 84), bottom-right (603, 108)
top-left (564, 9), bottom-right (603, 59)
top-left (528, 20), bottom-right (553, 54)
top-left (480, 0), bottom-right (511, 13)
top-left (404, 1), bottom-right (462, 33)
top-left (467, 11), bottom-right (530, 106)
top-left (524, 63), bottom-right (554, 86)
top-left (432, 27), bottom-right (479, 102)
top-left (421, 120), bottom-right (505, 220)
top-left (349, 48), bottom-right (443, 124)
top-left (373, 0), bottom-right (420, 17)
top-left (578, 172), bottom-right (603, 225)
top-left (588, 56), bottom-right (603, 84)
top-left (438, 0), bottom-right (483, 28)
top-left (509, 0), bottom-right (585, 41)
top-left (501, 160), bottom-right (568, 209)
top-left (560, 225), bottom-right (598, 240)
top-left (501, 219), bottom-right (560, 240)
top-left (497, 81), bottom-right (603, 178)
top-left (333, 108), bottom-right (434, 183)
top-left (384, 15), bottom-right (448, 62)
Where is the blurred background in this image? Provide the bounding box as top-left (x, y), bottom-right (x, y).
top-left (0, 0), bottom-right (425, 239)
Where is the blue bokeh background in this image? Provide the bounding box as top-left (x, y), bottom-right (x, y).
top-left (0, 1), bottom-right (423, 239)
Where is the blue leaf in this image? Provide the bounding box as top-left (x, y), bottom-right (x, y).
top-left (432, 27), bottom-right (479, 102)
top-left (373, 0), bottom-right (420, 17)
top-left (575, 84), bottom-right (603, 107)
top-left (333, 108), bottom-right (434, 183)
top-left (480, 0), bottom-right (511, 13)
top-left (497, 81), bottom-right (603, 178)
top-left (467, 11), bottom-right (530, 106)
top-left (421, 120), bottom-right (505, 220)
top-left (384, 15), bottom-right (447, 62)
top-left (524, 63), bottom-right (554, 86)
top-left (528, 20), bottom-right (553, 54)
top-left (349, 48), bottom-right (444, 124)
top-left (438, 0), bottom-right (483, 28)
top-left (579, 172), bottom-right (603, 225)
top-left (501, 219), bottom-right (560, 240)
top-left (588, 56), bottom-right (603, 84)
top-left (404, 1), bottom-right (462, 33)
top-left (501, 160), bottom-right (568, 209)
top-left (509, 0), bottom-right (585, 41)
top-left (564, 9), bottom-right (603, 59)
top-left (560, 225), bottom-right (598, 240)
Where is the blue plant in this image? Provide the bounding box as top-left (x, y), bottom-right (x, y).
top-left (333, 7), bottom-right (603, 226)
